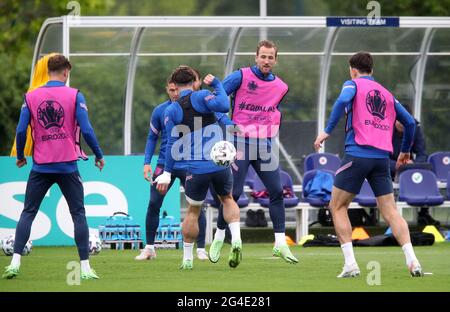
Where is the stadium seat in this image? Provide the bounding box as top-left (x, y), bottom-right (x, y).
top-left (280, 170), bottom-right (300, 207)
top-left (251, 175), bottom-right (270, 207)
top-left (354, 180), bottom-right (377, 207)
top-left (250, 170), bottom-right (299, 208)
top-left (304, 152), bottom-right (341, 173)
top-left (205, 188), bottom-right (250, 208)
top-left (302, 169), bottom-right (335, 207)
top-left (236, 192), bottom-right (250, 208)
top-left (428, 151), bottom-right (450, 182)
top-left (398, 169), bottom-right (444, 207)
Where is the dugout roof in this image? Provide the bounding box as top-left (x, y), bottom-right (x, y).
top-left (33, 16), bottom-right (450, 182)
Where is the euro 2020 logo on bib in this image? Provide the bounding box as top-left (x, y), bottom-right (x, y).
top-left (366, 89), bottom-right (386, 120)
top-left (37, 100), bottom-right (65, 129)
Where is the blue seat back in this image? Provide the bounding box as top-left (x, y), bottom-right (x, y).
top-left (280, 170), bottom-right (294, 189)
top-left (354, 180), bottom-right (377, 207)
top-left (428, 151), bottom-right (450, 182)
top-left (304, 152), bottom-right (341, 173)
top-left (356, 180), bottom-right (375, 198)
top-left (399, 169), bottom-right (441, 200)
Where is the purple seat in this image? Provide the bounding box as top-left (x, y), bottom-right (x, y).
top-left (244, 165), bottom-right (257, 189)
top-left (205, 188), bottom-right (249, 208)
top-left (399, 169), bottom-right (444, 207)
top-left (447, 171), bottom-right (450, 200)
top-left (251, 170), bottom-right (299, 208)
top-left (304, 153), bottom-right (341, 173)
top-left (302, 169), bottom-right (335, 207)
top-left (428, 151), bottom-right (450, 182)
top-left (354, 180), bottom-right (377, 207)
top-left (251, 174), bottom-right (270, 207)
top-left (280, 171), bottom-right (300, 207)
top-left (236, 192), bottom-right (250, 208)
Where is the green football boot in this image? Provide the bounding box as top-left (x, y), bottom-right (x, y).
top-left (2, 265), bottom-right (19, 279)
top-left (208, 239), bottom-right (224, 263)
top-left (273, 245), bottom-right (298, 264)
top-left (179, 259), bottom-right (193, 271)
top-left (228, 240), bottom-right (242, 268)
top-left (81, 269), bottom-right (99, 280)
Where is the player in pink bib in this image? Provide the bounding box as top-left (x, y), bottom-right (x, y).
top-left (3, 55), bottom-right (104, 280)
top-left (314, 51), bottom-right (423, 278)
top-left (209, 40), bottom-right (298, 265)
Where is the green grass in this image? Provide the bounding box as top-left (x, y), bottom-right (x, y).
top-left (1, 243), bottom-right (450, 292)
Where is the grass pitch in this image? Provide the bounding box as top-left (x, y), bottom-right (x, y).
top-left (1, 243), bottom-right (449, 292)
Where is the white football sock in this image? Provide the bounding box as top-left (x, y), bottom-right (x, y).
top-left (214, 228), bottom-right (226, 241)
top-left (228, 222), bottom-right (241, 243)
top-left (145, 244), bottom-right (155, 251)
top-left (341, 242), bottom-right (357, 266)
top-left (274, 232), bottom-right (287, 247)
top-left (80, 260), bottom-right (91, 273)
top-left (401, 243), bottom-right (418, 266)
top-left (11, 253), bottom-right (21, 268)
top-left (183, 242), bottom-right (194, 261)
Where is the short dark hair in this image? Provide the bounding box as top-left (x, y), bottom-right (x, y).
top-left (256, 40), bottom-right (278, 57)
top-left (190, 66), bottom-right (201, 80)
top-left (48, 54), bottom-right (72, 73)
top-left (166, 75), bottom-right (175, 85)
top-left (349, 51), bottom-right (373, 74)
top-left (171, 66), bottom-right (196, 85)
top-left (177, 65), bottom-right (201, 80)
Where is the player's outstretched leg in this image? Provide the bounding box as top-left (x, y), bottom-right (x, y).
top-left (376, 193), bottom-right (424, 277)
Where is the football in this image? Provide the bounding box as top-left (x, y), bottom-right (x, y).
top-left (89, 234), bottom-right (102, 255)
top-left (210, 140), bottom-right (237, 167)
top-left (1, 235), bottom-right (32, 256)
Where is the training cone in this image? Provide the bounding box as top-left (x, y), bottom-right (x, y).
top-left (351, 227), bottom-right (370, 240)
top-left (422, 225), bottom-right (445, 243)
top-left (285, 235), bottom-right (296, 246)
top-left (298, 234), bottom-right (315, 246)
